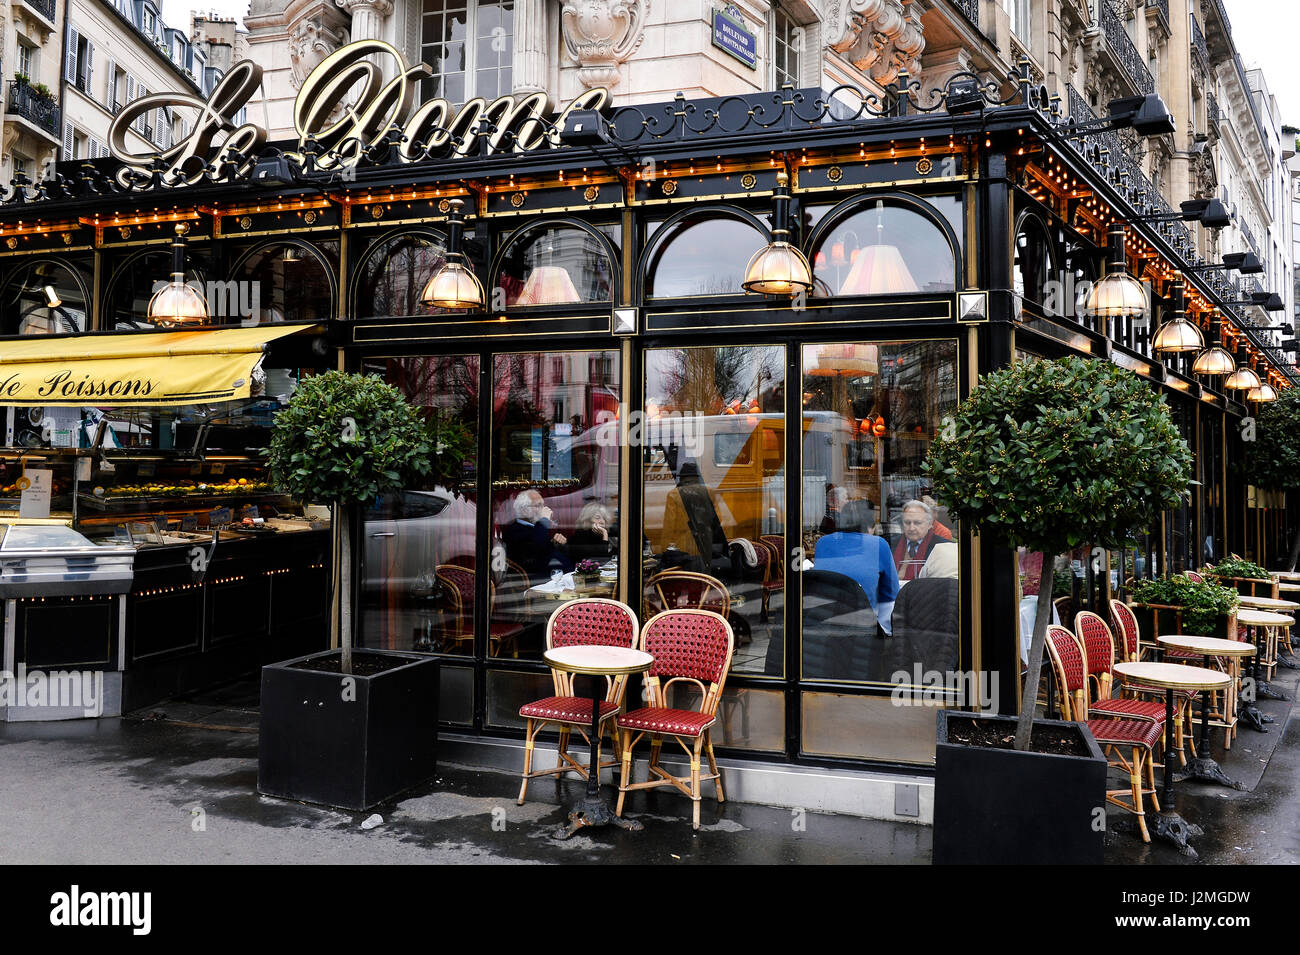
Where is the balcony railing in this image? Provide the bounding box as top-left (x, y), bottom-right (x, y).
top-left (1100, 0), bottom-right (1155, 95)
top-left (1147, 0), bottom-right (1169, 27)
top-left (19, 0), bottom-right (56, 24)
top-left (1207, 91), bottom-right (1219, 129)
top-left (1191, 15), bottom-right (1209, 64)
top-left (950, 0), bottom-right (979, 29)
top-left (5, 79), bottom-right (60, 137)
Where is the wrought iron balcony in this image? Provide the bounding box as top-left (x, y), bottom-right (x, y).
top-left (1148, 0), bottom-right (1169, 28)
top-left (19, 0), bottom-right (56, 24)
top-left (1100, 0), bottom-right (1154, 95)
top-left (1207, 91), bottom-right (1219, 130)
top-left (950, 0), bottom-right (979, 29)
top-left (1191, 15), bottom-right (1209, 65)
top-left (5, 79), bottom-right (60, 138)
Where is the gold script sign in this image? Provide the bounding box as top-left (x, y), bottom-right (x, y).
top-left (107, 38), bottom-right (609, 185)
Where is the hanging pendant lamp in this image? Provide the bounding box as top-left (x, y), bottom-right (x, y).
top-left (1083, 225), bottom-right (1148, 321)
top-left (1192, 310), bottom-right (1237, 375)
top-left (742, 170), bottom-right (813, 296)
top-left (147, 223), bottom-right (209, 326)
top-left (1152, 276), bottom-right (1204, 353)
top-left (420, 198), bottom-right (485, 310)
top-left (1223, 346), bottom-right (1262, 391)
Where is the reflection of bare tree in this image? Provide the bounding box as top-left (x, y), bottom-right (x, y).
top-left (657, 346), bottom-right (781, 413)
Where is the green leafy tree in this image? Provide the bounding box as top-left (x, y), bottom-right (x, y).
top-left (268, 371), bottom-right (436, 671)
top-left (1244, 387), bottom-right (1300, 570)
top-left (926, 356), bottom-right (1192, 751)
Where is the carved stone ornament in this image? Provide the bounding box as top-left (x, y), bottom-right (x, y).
top-left (289, 16), bottom-right (351, 92)
top-left (561, 1), bottom-right (649, 89)
top-left (827, 0), bottom-right (925, 87)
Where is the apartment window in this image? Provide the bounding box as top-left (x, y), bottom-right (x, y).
top-left (771, 7), bottom-right (803, 89)
top-left (420, 0), bottom-right (514, 105)
top-left (1005, 0), bottom-right (1031, 45)
top-left (13, 156), bottom-right (29, 178)
top-left (17, 41), bottom-right (34, 79)
top-left (143, 7), bottom-right (158, 38)
top-left (65, 30), bottom-right (94, 94)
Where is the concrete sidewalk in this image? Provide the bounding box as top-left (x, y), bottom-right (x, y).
top-left (0, 665), bottom-right (1295, 864)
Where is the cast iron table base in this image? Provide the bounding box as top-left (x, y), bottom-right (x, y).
top-left (1150, 811), bottom-right (1204, 859)
top-left (1170, 652), bottom-right (1244, 790)
top-left (554, 672), bottom-right (642, 840)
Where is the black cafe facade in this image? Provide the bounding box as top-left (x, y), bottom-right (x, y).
top-left (1, 39), bottom-right (1292, 812)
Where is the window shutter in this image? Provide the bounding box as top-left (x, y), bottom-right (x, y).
top-left (104, 57), bottom-right (116, 107)
top-left (84, 40), bottom-right (94, 91)
top-left (64, 27), bottom-right (79, 84)
top-left (63, 122), bottom-right (74, 160)
top-left (155, 107), bottom-right (167, 145)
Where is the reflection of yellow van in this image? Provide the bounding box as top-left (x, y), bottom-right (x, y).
top-left (642, 412), bottom-right (855, 552)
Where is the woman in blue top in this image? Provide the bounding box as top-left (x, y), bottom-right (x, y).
top-left (812, 499), bottom-right (900, 634)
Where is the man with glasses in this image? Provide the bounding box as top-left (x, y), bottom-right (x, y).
top-left (893, 500), bottom-right (941, 582)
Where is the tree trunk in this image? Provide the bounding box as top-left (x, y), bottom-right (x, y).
top-left (1015, 558), bottom-right (1057, 751)
top-left (335, 502), bottom-right (353, 675)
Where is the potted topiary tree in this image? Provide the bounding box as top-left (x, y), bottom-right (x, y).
top-left (1244, 386), bottom-right (1300, 571)
top-left (258, 371), bottom-right (442, 810)
top-left (925, 356), bottom-right (1192, 863)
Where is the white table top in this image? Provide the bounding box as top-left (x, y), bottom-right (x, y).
top-left (544, 645), bottom-right (654, 676)
top-left (1237, 595), bottom-right (1300, 611)
top-left (1157, 635), bottom-right (1256, 657)
top-left (1114, 661), bottom-right (1232, 691)
top-left (1236, 609), bottom-right (1295, 627)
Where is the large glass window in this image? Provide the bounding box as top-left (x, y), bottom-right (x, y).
top-left (1014, 214), bottom-right (1056, 307)
top-left (644, 214), bottom-right (766, 298)
top-left (809, 199), bottom-right (956, 297)
top-left (353, 231), bottom-right (447, 320)
top-left (643, 345), bottom-right (785, 676)
top-left (0, 259), bottom-right (89, 335)
top-left (496, 224), bottom-right (613, 307)
top-left (771, 7), bottom-right (802, 88)
top-left (800, 340), bottom-right (959, 685)
top-left (420, 0), bottom-right (514, 105)
top-left (489, 350), bottom-right (622, 659)
top-left (105, 248), bottom-right (210, 330)
top-left (231, 241), bottom-right (337, 325)
top-left (360, 356), bottom-right (480, 656)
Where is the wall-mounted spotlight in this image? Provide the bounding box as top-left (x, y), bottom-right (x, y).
top-left (1135, 198), bottom-right (1231, 229)
top-left (1185, 251), bottom-right (1264, 275)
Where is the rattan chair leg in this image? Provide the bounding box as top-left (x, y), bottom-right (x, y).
top-left (518, 718), bottom-right (536, 805)
top-left (616, 729), bottom-right (634, 817)
top-left (557, 726), bottom-right (571, 772)
top-left (1131, 750), bottom-right (1150, 843)
top-left (1146, 751), bottom-right (1159, 812)
top-left (705, 732), bottom-right (724, 803)
top-left (691, 736), bottom-right (704, 830)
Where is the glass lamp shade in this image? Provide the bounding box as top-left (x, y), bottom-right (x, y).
top-left (43, 285), bottom-right (61, 308)
top-left (742, 240), bottom-right (813, 295)
top-left (1082, 270), bottom-right (1148, 319)
top-left (515, 265), bottom-right (581, 306)
top-left (838, 244), bottom-right (920, 295)
top-left (420, 258), bottom-right (484, 309)
top-left (1246, 383), bottom-right (1278, 402)
top-left (148, 274), bottom-right (209, 326)
top-left (1191, 346), bottom-right (1236, 376)
top-left (1224, 366), bottom-right (1263, 390)
top-left (1151, 317), bottom-right (1204, 353)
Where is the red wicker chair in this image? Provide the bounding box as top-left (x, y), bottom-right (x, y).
top-left (644, 570), bottom-right (730, 618)
top-left (516, 598), bottom-right (640, 806)
top-left (1045, 625), bottom-right (1161, 843)
top-left (1109, 599), bottom-right (1195, 764)
top-left (435, 563), bottom-right (524, 657)
top-left (758, 534), bottom-right (785, 622)
top-left (1184, 570), bottom-right (1205, 583)
top-left (1073, 612), bottom-right (1167, 734)
top-left (615, 609), bottom-right (734, 829)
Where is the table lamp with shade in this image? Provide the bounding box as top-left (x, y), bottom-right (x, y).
top-left (838, 200), bottom-right (920, 296)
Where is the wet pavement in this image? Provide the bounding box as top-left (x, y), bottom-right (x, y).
top-left (0, 664), bottom-right (1294, 864)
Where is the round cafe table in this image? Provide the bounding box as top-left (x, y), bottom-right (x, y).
top-left (1157, 636), bottom-right (1255, 790)
top-left (543, 644), bottom-right (654, 839)
top-left (1236, 609), bottom-right (1294, 703)
top-left (1113, 661), bottom-right (1231, 858)
top-left (1237, 595), bottom-right (1300, 612)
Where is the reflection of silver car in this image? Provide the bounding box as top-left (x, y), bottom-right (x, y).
top-left (362, 489), bottom-right (477, 597)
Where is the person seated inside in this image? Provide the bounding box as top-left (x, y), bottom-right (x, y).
top-left (812, 499), bottom-right (899, 633)
top-left (894, 499), bottom-right (942, 582)
top-left (568, 501), bottom-right (615, 563)
top-left (501, 488), bottom-right (571, 579)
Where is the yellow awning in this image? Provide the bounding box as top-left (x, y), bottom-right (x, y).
top-left (0, 325), bottom-right (312, 407)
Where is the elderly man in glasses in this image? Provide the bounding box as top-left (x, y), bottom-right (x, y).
top-left (893, 499), bottom-right (942, 582)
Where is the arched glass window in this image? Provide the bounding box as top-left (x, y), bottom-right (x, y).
top-left (106, 248), bottom-right (210, 329)
top-left (353, 230), bottom-right (448, 319)
top-left (0, 258), bottom-right (90, 335)
top-left (808, 198), bottom-right (956, 297)
top-left (644, 212), bottom-right (766, 298)
top-left (232, 240), bottom-right (337, 325)
top-left (1014, 215), bottom-right (1057, 306)
top-left (496, 223), bottom-right (613, 307)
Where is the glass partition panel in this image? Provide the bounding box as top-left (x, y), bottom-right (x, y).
top-left (359, 355), bottom-right (480, 655)
top-left (489, 350), bottom-right (622, 659)
top-left (642, 345), bottom-right (786, 675)
top-left (800, 340), bottom-right (959, 685)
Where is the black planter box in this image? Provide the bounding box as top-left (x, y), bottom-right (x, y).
top-left (258, 649), bottom-right (439, 811)
top-left (933, 711), bottom-right (1107, 865)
